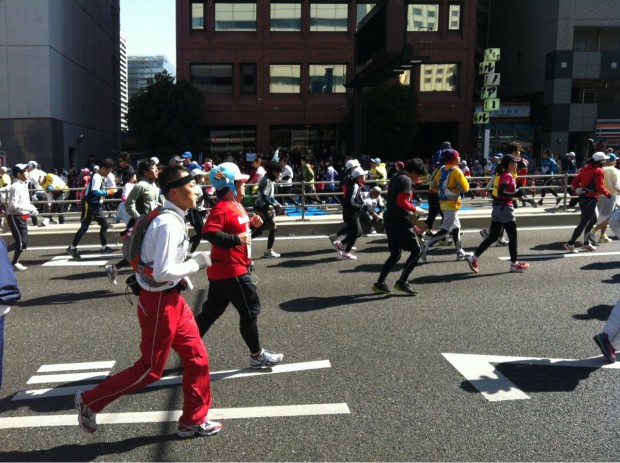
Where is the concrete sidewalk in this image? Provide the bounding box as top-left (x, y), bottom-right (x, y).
top-left (1, 200), bottom-right (581, 247)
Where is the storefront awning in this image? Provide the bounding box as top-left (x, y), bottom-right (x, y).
top-left (595, 119), bottom-right (620, 138)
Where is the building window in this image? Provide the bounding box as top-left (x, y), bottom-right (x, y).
top-left (271, 2), bottom-right (302, 31)
top-left (356, 3), bottom-right (375, 27)
top-left (191, 2), bottom-right (204, 29)
top-left (407, 4), bottom-right (439, 32)
top-left (448, 4), bottom-right (461, 30)
top-left (190, 64), bottom-right (233, 94)
top-left (574, 39), bottom-right (588, 51)
top-left (308, 64), bottom-right (346, 93)
top-left (240, 64), bottom-right (257, 95)
top-left (310, 3), bottom-right (348, 32)
top-left (420, 63), bottom-right (458, 92)
top-left (208, 128), bottom-right (256, 155)
top-left (215, 3), bottom-right (257, 31)
top-left (270, 64), bottom-right (301, 93)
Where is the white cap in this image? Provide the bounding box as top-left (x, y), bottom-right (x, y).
top-left (191, 168), bottom-right (205, 177)
top-left (345, 159), bottom-right (360, 170)
top-left (150, 156), bottom-right (160, 165)
top-left (566, 152), bottom-right (575, 157)
top-left (592, 152), bottom-right (610, 162)
top-left (351, 166), bottom-right (367, 178)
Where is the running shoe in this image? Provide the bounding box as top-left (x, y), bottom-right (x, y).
top-left (419, 245), bottom-right (428, 263)
top-left (75, 391), bottom-right (97, 433)
top-left (372, 282), bottom-right (391, 294)
top-left (340, 252), bottom-right (357, 260)
top-left (100, 246), bottom-right (115, 253)
top-left (13, 262), bottom-right (27, 271)
top-left (593, 333), bottom-right (616, 363)
top-left (250, 349), bottom-right (283, 368)
top-left (456, 251), bottom-right (472, 261)
top-left (466, 254), bottom-right (479, 273)
top-left (393, 280), bottom-right (418, 295)
top-left (580, 243), bottom-right (597, 252)
top-left (599, 235), bottom-right (612, 243)
top-left (328, 233), bottom-right (338, 245)
top-left (334, 240), bottom-right (344, 255)
top-left (510, 262), bottom-right (529, 273)
top-left (497, 237), bottom-right (509, 246)
top-left (104, 264), bottom-right (118, 285)
top-left (563, 243), bottom-right (577, 254)
top-left (66, 246), bottom-right (82, 259)
top-left (263, 250), bottom-right (281, 258)
top-left (479, 229), bottom-right (490, 240)
top-left (177, 419), bottom-right (222, 438)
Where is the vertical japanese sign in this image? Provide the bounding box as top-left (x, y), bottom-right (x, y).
top-left (475, 48), bottom-right (501, 125)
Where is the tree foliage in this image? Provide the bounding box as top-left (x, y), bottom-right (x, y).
top-left (344, 83), bottom-right (419, 160)
top-left (127, 71), bottom-right (205, 157)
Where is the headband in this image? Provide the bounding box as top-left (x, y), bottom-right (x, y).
top-left (161, 174), bottom-right (193, 195)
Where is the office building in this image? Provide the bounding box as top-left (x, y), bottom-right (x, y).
top-left (489, 0), bottom-right (620, 161)
top-left (127, 55), bottom-right (176, 100)
top-left (176, 1), bottom-right (479, 158)
top-left (0, 0), bottom-right (121, 168)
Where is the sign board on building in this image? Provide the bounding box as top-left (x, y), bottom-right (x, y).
top-left (480, 86), bottom-right (498, 99)
top-left (484, 48), bottom-right (501, 61)
top-left (483, 73), bottom-right (501, 86)
top-left (479, 61), bottom-right (496, 74)
top-left (474, 111), bottom-right (490, 125)
top-left (483, 99), bottom-right (501, 111)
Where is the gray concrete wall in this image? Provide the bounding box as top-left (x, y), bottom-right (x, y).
top-left (0, 0), bottom-right (120, 168)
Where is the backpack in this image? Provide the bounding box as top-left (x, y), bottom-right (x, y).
top-left (438, 166), bottom-right (459, 200)
top-left (122, 207), bottom-right (174, 289)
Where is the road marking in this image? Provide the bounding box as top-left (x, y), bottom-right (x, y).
top-left (498, 251), bottom-right (620, 261)
top-left (42, 255), bottom-right (118, 266)
top-left (13, 360), bottom-right (331, 401)
top-left (38, 361), bottom-right (115, 372)
top-left (0, 403), bottom-right (351, 430)
top-left (442, 353), bottom-right (620, 402)
top-left (27, 372), bottom-right (111, 384)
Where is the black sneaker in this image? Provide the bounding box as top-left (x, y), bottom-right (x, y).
top-left (100, 246), bottom-right (115, 253)
top-left (394, 280), bottom-right (418, 295)
top-left (593, 333), bottom-right (616, 363)
top-left (372, 282), bottom-right (391, 294)
top-left (66, 246), bottom-right (81, 259)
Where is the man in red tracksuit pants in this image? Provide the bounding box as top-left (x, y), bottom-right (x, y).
top-left (74, 165), bottom-right (220, 438)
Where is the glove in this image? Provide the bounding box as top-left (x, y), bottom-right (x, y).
top-left (190, 252), bottom-right (211, 270)
top-left (575, 187), bottom-right (585, 195)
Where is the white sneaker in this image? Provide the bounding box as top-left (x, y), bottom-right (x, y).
top-left (104, 264), bottom-right (118, 285)
top-left (369, 227), bottom-right (377, 234)
top-left (340, 252), bottom-right (358, 260)
top-left (263, 250), bottom-right (280, 258)
top-left (250, 349), bottom-right (284, 368)
top-left (13, 262), bottom-right (27, 271)
top-left (456, 251), bottom-right (472, 261)
top-left (580, 243), bottom-right (597, 252)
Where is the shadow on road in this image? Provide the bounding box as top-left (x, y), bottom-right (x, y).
top-left (572, 304), bottom-right (613, 321)
top-left (280, 293), bottom-right (400, 312)
top-left (16, 290), bottom-right (119, 307)
top-left (0, 433), bottom-right (174, 462)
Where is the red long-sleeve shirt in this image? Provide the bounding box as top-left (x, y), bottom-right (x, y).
top-left (571, 163), bottom-right (611, 200)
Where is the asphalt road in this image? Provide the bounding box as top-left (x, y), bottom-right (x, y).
top-left (1, 226), bottom-right (619, 461)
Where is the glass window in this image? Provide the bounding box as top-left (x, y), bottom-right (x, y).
top-left (420, 63), bottom-right (458, 92)
top-left (215, 3), bottom-right (257, 31)
top-left (192, 2), bottom-right (204, 29)
top-left (574, 39), bottom-right (588, 51)
top-left (309, 64), bottom-right (346, 94)
top-left (448, 4), bottom-right (461, 30)
top-left (407, 4), bottom-right (439, 32)
top-left (240, 64), bottom-right (257, 95)
top-left (356, 3), bottom-right (375, 27)
top-left (270, 64), bottom-right (301, 93)
top-left (310, 3), bottom-right (348, 32)
top-left (190, 64), bottom-right (233, 94)
top-left (271, 3), bottom-right (302, 31)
